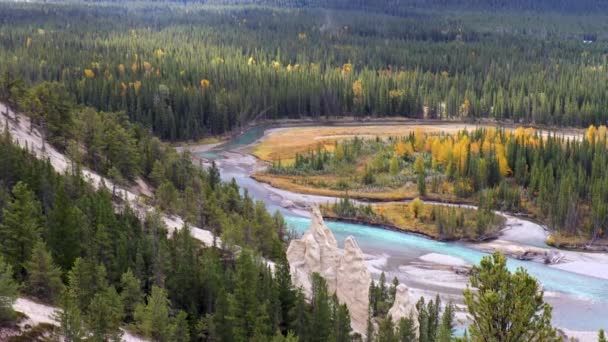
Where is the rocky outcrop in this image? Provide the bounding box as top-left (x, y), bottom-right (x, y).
top-left (287, 206), bottom-right (371, 334)
top-left (337, 237), bottom-right (371, 334)
top-left (387, 284), bottom-right (419, 336)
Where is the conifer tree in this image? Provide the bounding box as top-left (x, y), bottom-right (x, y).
top-left (0, 256), bottom-right (18, 324)
top-left (119, 269), bottom-right (143, 322)
top-left (56, 290), bottom-right (87, 342)
top-left (0, 181), bottom-right (42, 279)
top-left (134, 285), bottom-right (172, 340)
top-left (24, 240), bottom-right (64, 303)
top-left (464, 252), bottom-right (560, 342)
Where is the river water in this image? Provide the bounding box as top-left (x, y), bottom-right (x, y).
top-left (202, 126), bottom-right (608, 334)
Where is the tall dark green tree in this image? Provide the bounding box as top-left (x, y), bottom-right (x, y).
top-left (0, 255), bottom-right (18, 324)
top-left (0, 181), bottom-right (42, 279)
top-left (24, 240), bottom-right (64, 303)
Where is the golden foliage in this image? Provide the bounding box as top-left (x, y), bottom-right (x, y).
top-left (352, 79), bottom-right (363, 105)
top-left (298, 32), bottom-right (307, 40)
top-left (409, 197), bottom-right (424, 218)
top-left (271, 60), bottom-right (281, 69)
top-left (25, 37), bottom-right (32, 48)
top-left (414, 128), bottom-right (425, 151)
top-left (341, 63), bottom-right (353, 77)
top-left (83, 69), bottom-right (95, 78)
top-left (394, 140), bottom-right (414, 158)
top-left (461, 98), bottom-right (471, 116)
top-left (200, 79), bottom-right (211, 89)
top-left (131, 63), bottom-right (138, 73)
top-left (132, 80), bottom-right (142, 94)
top-left (143, 61), bottom-right (152, 72)
top-left (154, 48), bottom-right (165, 59)
top-left (247, 56), bottom-right (256, 66)
top-left (118, 64), bottom-right (126, 75)
top-left (389, 89), bottom-right (405, 99)
top-left (586, 125), bottom-right (597, 143)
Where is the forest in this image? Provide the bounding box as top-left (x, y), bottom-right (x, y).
top-left (1, 1), bottom-right (608, 140)
top-left (0, 129), bottom-right (569, 340)
top-left (1, 0), bottom-right (607, 340)
top-left (264, 127), bottom-right (608, 245)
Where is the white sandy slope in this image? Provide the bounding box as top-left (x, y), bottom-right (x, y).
top-left (13, 298), bottom-right (148, 341)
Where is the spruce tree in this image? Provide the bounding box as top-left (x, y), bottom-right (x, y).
top-left (56, 290), bottom-right (87, 342)
top-left (310, 273), bottom-right (332, 342)
top-left (437, 302), bottom-right (455, 342)
top-left (86, 286), bottom-right (124, 342)
top-left (377, 316), bottom-right (397, 342)
top-left (119, 269), bottom-right (143, 322)
top-left (397, 315), bottom-right (416, 342)
top-left (0, 181), bottom-right (42, 279)
top-left (134, 285), bottom-right (172, 341)
top-left (170, 310), bottom-right (191, 342)
top-left (0, 256), bottom-right (18, 324)
top-left (24, 240), bottom-right (64, 303)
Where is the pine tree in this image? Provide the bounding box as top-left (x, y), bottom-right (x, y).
top-left (332, 298), bottom-right (352, 342)
top-left (0, 181), bottom-right (42, 279)
top-left (276, 255), bottom-right (296, 334)
top-left (437, 302), bottom-right (455, 342)
top-left (377, 316), bottom-right (397, 342)
top-left (0, 256), bottom-right (18, 324)
top-left (86, 286), bottom-right (124, 342)
top-left (24, 240), bottom-right (64, 303)
top-left (56, 290), bottom-right (87, 342)
top-left (232, 251), bottom-right (263, 341)
top-left (310, 273), bottom-right (332, 342)
top-left (46, 187), bottom-right (83, 273)
top-left (289, 290), bottom-right (309, 340)
top-left (170, 310), bottom-right (191, 342)
top-left (68, 258), bottom-right (109, 311)
top-left (119, 269), bottom-right (143, 322)
top-left (134, 285), bottom-right (172, 341)
top-left (464, 252), bottom-right (560, 342)
top-left (397, 315), bottom-right (416, 342)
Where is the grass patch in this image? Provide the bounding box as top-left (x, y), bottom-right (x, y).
top-left (252, 125), bottom-right (464, 164)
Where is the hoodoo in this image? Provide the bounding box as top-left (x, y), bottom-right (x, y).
top-left (287, 206), bottom-right (371, 334)
top-left (388, 284), bottom-right (420, 337)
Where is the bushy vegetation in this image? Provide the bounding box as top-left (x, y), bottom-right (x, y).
top-left (324, 197), bottom-right (503, 241)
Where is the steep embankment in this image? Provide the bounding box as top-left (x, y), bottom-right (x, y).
top-left (0, 103), bottom-right (221, 340)
top-left (0, 103), bottom-right (216, 246)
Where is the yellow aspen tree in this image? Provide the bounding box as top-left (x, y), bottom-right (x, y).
top-left (341, 63), bottom-right (353, 77)
top-left (410, 197), bottom-right (424, 219)
top-left (352, 79), bottom-right (364, 106)
top-left (83, 69), bottom-right (95, 78)
top-left (586, 125), bottom-right (597, 144)
top-left (143, 61), bottom-right (152, 73)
